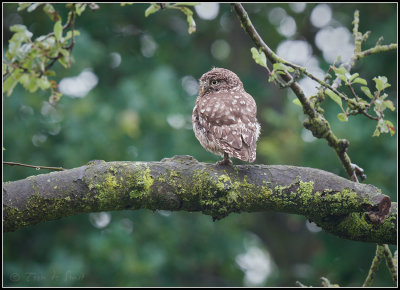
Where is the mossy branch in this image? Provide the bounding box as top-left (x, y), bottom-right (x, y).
top-left (3, 155), bottom-right (396, 244)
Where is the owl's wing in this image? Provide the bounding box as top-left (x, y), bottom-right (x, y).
top-left (199, 93), bottom-right (259, 162)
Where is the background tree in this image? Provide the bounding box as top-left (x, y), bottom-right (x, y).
top-left (3, 3), bottom-right (397, 287)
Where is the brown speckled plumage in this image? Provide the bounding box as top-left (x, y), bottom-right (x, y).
top-left (192, 68), bottom-right (260, 165)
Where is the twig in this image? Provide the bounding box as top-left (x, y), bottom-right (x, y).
top-left (383, 245), bottom-right (397, 284)
top-left (347, 83), bottom-right (359, 102)
top-left (354, 43), bottom-right (397, 61)
top-left (231, 4), bottom-right (315, 117)
top-left (360, 110), bottom-right (379, 121)
top-left (63, 11), bottom-right (75, 51)
top-left (40, 9), bottom-right (76, 76)
top-left (39, 9), bottom-right (76, 42)
top-left (363, 245), bottom-right (384, 287)
top-left (3, 161), bottom-right (65, 171)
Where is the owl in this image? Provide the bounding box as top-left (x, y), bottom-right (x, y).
top-left (192, 67), bottom-right (261, 166)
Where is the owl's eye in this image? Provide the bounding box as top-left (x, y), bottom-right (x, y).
top-left (211, 80), bottom-right (219, 86)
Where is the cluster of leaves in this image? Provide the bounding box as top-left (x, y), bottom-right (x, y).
top-left (250, 37), bottom-right (395, 137)
top-left (328, 67), bottom-right (395, 136)
top-left (251, 47), bottom-right (298, 89)
top-left (144, 3), bottom-right (198, 34)
top-left (2, 3), bottom-right (96, 105)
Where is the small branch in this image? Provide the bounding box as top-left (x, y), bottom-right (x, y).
top-left (63, 10), bottom-right (75, 51)
top-left (352, 10), bottom-right (363, 55)
top-left (347, 83), bottom-right (359, 102)
top-left (363, 245), bottom-right (384, 287)
top-left (360, 110), bottom-right (379, 121)
top-left (351, 163), bottom-right (366, 182)
top-left (39, 9), bottom-right (77, 77)
top-left (383, 245), bottom-right (397, 284)
top-left (39, 9), bottom-right (76, 41)
top-left (354, 43), bottom-right (397, 61)
top-left (231, 3), bottom-right (315, 117)
top-left (337, 10), bottom-right (396, 81)
top-left (281, 60), bottom-right (351, 103)
top-left (44, 55), bottom-right (60, 72)
top-left (3, 161), bottom-right (65, 171)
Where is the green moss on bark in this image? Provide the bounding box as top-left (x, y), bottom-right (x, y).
top-left (4, 192), bottom-right (77, 232)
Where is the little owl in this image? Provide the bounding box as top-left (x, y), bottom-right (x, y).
top-left (192, 67), bottom-right (260, 166)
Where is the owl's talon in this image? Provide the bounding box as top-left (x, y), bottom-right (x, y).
top-left (216, 153), bottom-right (233, 166)
top-left (216, 159), bottom-right (233, 166)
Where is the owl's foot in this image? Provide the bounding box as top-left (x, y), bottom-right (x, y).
top-left (217, 153), bottom-right (233, 166)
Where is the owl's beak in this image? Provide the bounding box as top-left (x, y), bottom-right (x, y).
top-left (200, 87), bottom-right (205, 94)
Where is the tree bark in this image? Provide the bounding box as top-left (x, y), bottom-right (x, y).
top-left (3, 155), bottom-right (396, 244)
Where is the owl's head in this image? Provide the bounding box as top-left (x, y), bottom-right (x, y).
top-left (198, 67), bottom-right (243, 97)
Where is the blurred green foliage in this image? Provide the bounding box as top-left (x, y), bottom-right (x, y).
top-left (3, 3), bottom-right (397, 287)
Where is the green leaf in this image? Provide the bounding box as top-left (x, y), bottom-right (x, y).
top-left (17, 3), bottom-right (33, 11)
top-left (333, 65), bottom-right (347, 75)
top-left (251, 47), bottom-right (267, 68)
top-left (273, 62), bottom-right (295, 73)
top-left (373, 118), bottom-right (394, 137)
top-left (351, 77), bottom-right (367, 85)
top-left (19, 73), bottom-right (38, 93)
top-left (58, 49), bottom-right (71, 68)
top-left (385, 120), bottom-right (396, 136)
top-left (333, 65), bottom-right (348, 82)
top-left (373, 76), bottom-right (391, 91)
top-left (361, 86), bottom-right (373, 99)
top-left (145, 4), bottom-right (160, 17)
top-left (8, 24), bottom-right (33, 48)
top-left (54, 20), bottom-right (63, 42)
top-left (26, 3), bottom-right (43, 12)
top-left (3, 63), bottom-right (7, 76)
top-left (337, 74), bottom-right (348, 82)
top-left (325, 88), bottom-right (342, 107)
top-left (187, 15), bottom-right (196, 34)
top-left (292, 98), bottom-right (302, 107)
top-left (383, 100), bottom-right (395, 111)
top-left (37, 76), bottom-right (51, 90)
top-left (43, 4), bottom-right (58, 21)
top-left (268, 74), bottom-right (276, 82)
top-left (3, 69), bottom-right (23, 96)
top-left (45, 70), bottom-right (57, 77)
top-left (64, 30), bottom-right (80, 41)
top-left (348, 73), bottom-right (359, 82)
top-left (337, 113), bottom-right (348, 122)
top-left (10, 24), bottom-right (28, 33)
top-left (75, 4), bottom-right (87, 16)
top-left (372, 127), bottom-right (381, 137)
top-left (178, 7), bottom-right (196, 34)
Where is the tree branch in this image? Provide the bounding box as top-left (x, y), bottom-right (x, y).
top-left (2, 155), bottom-right (395, 244)
top-left (383, 244), bottom-right (398, 283)
top-left (363, 245), bottom-right (385, 287)
top-left (231, 3), bottom-right (363, 181)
